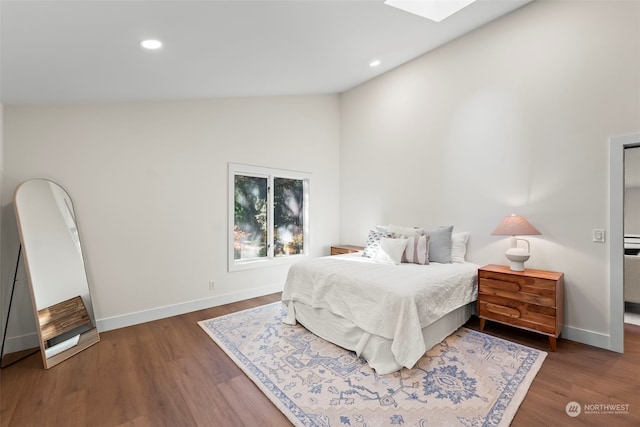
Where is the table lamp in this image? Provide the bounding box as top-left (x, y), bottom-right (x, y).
top-left (491, 214), bottom-right (541, 271)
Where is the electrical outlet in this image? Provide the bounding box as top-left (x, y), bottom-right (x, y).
top-left (593, 229), bottom-right (606, 243)
top-left (208, 281), bottom-right (215, 290)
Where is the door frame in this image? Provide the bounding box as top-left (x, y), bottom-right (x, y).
top-left (609, 133), bottom-right (640, 353)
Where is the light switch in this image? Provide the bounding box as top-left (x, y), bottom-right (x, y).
top-left (593, 229), bottom-right (606, 243)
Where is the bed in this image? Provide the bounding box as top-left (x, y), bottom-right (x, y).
top-left (281, 234), bottom-right (479, 374)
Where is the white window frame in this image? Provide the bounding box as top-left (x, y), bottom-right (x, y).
top-left (228, 163), bottom-right (310, 272)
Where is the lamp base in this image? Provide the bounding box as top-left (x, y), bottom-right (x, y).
top-left (508, 260), bottom-right (526, 272)
top-left (505, 248), bottom-right (530, 272)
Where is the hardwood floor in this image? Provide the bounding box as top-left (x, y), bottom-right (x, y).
top-left (466, 317), bottom-right (640, 427)
top-left (1, 293), bottom-right (639, 426)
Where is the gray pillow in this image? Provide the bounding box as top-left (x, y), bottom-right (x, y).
top-left (424, 226), bottom-right (453, 263)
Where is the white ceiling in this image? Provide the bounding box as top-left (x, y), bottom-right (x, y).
top-left (0, 0), bottom-right (532, 105)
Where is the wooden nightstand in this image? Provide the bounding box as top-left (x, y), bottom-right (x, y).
top-left (330, 245), bottom-right (364, 255)
top-left (478, 264), bottom-right (564, 351)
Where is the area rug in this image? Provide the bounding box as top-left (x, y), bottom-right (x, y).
top-left (198, 302), bottom-right (546, 427)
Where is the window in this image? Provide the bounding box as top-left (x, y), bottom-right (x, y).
top-left (229, 163), bottom-right (309, 271)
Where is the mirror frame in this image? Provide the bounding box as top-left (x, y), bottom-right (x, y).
top-left (13, 179), bottom-right (99, 369)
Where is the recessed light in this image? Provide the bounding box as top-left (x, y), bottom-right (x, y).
top-left (369, 59), bottom-right (381, 68)
top-left (140, 39), bottom-right (162, 50)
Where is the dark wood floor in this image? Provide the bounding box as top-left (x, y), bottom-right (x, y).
top-left (2, 293), bottom-right (639, 426)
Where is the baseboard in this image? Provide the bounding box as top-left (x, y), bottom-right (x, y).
top-left (2, 331), bottom-right (40, 354)
top-left (561, 324), bottom-right (612, 351)
top-left (0, 302), bottom-right (624, 355)
top-left (96, 283), bottom-right (284, 332)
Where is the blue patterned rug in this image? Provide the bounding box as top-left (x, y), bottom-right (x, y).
top-left (198, 302), bottom-right (546, 427)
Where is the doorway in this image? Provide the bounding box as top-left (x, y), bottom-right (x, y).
top-left (610, 133), bottom-right (640, 353)
top-left (623, 146), bottom-right (640, 326)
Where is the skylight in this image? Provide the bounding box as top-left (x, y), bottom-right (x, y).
top-left (384, 0), bottom-right (478, 22)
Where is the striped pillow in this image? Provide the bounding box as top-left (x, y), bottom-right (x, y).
top-left (402, 235), bottom-right (430, 265)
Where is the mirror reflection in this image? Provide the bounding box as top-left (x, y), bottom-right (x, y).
top-left (14, 179), bottom-right (99, 368)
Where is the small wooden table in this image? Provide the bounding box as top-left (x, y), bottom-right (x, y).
top-left (477, 264), bottom-right (564, 351)
top-left (330, 244), bottom-right (364, 255)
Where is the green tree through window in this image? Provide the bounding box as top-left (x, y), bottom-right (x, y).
top-left (274, 178), bottom-right (304, 256)
top-left (229, 163), bottom-right (309, 270)
top-left (233, 175), bottom-right (267, 260)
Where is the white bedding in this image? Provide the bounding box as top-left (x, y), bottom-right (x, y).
top-left (281, 253), bottom-right (478, 372)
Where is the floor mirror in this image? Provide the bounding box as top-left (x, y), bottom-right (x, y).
top-left (13, 179), bottom-right (99, 369)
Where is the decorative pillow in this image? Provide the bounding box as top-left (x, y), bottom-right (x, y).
top-left (402, 235), bottom-right (430, 265)
top-left (424, 225), bottom-right (453, 263)
top-left (374, 237), bottom-right (408, 265)
top-left (388, 224), bottom-right (423, 238)
top-left (451, 232), bottom-right (470, 263)
top-left (362, 229), bottom-right (392, 258)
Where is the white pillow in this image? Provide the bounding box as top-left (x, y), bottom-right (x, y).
top-left (451, 232), bottom-right (470, 263)
top-left (403, 235), bottom-right (430, 265)
top-left (388, 224), bottom-right (423, 238)
top-left (375, 237), bottom-right (408, 265)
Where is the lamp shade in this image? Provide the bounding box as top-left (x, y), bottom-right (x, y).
top-left (491, 214), bottom-right (541, 236)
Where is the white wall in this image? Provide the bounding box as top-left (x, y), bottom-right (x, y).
top-left (340, 0), bottom-right (640, 349)
top-left (3, 1), bottom-right (639, 354)
top-left (2, 95), bottom-right (341, 332)
top-left (626, 187), bottom-right (640, 234)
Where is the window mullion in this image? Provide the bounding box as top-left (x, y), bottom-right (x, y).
top-left (267, 175), bottom-right (274, 259)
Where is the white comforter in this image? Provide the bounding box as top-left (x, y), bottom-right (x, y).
top-left (282, 254), bottom-right (478, 369)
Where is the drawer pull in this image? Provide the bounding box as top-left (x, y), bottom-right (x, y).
top-left (481, 278), bottom-right (520, 292)
top-left (485, 303), bottom-right (520, 318)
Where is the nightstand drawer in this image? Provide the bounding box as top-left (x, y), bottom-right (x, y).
top-left (478, 295), bottom-right (557, 335)
top-left (479, 276), bottom-right (557, 308)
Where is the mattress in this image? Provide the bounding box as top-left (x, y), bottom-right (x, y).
top-left (282, 253), bottom-right (479, 374)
